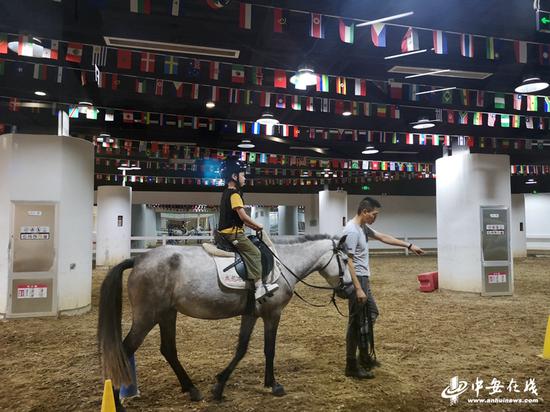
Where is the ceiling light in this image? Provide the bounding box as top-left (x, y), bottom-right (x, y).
top-left (205, 101), bottom-right (215, 108)
top-left (362, 146), bottom-right (379, 155)
top-left (34, 91), bottom-right (46, 96)
top-left (412, 119), bottom-right (435, 129)
top-left (514, 77), bottom-right (549, 93)
top-left (118, 162), bottom-right (140, 171)
top-left (356, 11), bottom-right (414, 27)
top-left (415, 86), bottom-right (456, 96)
top-left (342, 110), bottom-right (352, 116)
top-left (103, 36), bottom-right (240, 58)
top-left (238, 139), bottom-right (255, 149)
top-left (405, 69), bottom-right (451, 79)
top-left (525, 178), bottom-right (537, 185)
top-left (385, 49), bottom-right (428, 60)
top-left (389, 66), bottom-right (493, 80)
top-left (289, 65), bottom-right (317, 89)
top-left (290, 146), bottom-right (327, 154)
top-left (256, 112), bottom-right (279, 126)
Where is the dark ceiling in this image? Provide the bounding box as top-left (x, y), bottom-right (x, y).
top-left (1, 0), bottom-right (550, 195)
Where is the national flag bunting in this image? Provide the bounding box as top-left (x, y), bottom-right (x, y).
top-left (164, 56), bottom-right (179, 75)
top-left (173, 81), bottom-right (184, 97)
top-left (390, 82), bottom-right (402, 99)
top-left (316, 74), bottom-right (329, 92)
top-left (275, 95), bottom-right (286, 109)
top-left (273, 8), bottom-right (287, 33)
top-left (500, 114), bottom-right (510, 128)
top-left (66, 42), bottom-right (83, 63)
top-left (231, 65), bottom-right (245, 83)
top-left (41, 40), bottom-right (59, 59)
top-left (513, 94), bottom-right (522, 110)
top-left (0, 34), bottom-right (7, 54)
top-left (291, 95), bottom-right (301, 110)
top-left (336, 77), bottom-right (347, 94)
top-left (494, 93), bottom-right (505, 109)
top-left (339, 19), bottom-right (355, 44)
top-left (18, 35), bottom-right (33, 57)
top-left (239, 3), bottom-right (252, 30)
top-left (460, 34), bottom-right (474, 58)
top-left (371, 23), bottom-right (386, 47)
top-left (130, 0), bottom-right (151, 14)
top-left (475, 90), bottom-right (485, 107)
top-left (155, 79), bottom-right (164, 96)
top-left (32, 63), bottom-right (47, 80)
top-left (117, 49), bottom-right (132, 69)
top-left (310, 13), bottom-right (325, 39)
top-left (354, 79), bottom-right (366, 96)
top-left (527, 95), bottom-right (538, 111)
top-left (140, 53), bottom-right (156, 72)
top-left (401, 27), bottom-right (419, 52)
top-left (92, 46), bottom-right (108, 67)
top-left (433, 30), bottom-right (448, 54)
top-left (486, 37), bottom-right (497, 59)
top-left (274, 69), bottom-right (287, 88)
top-left (171, 0), bottom-right (183, 16)
top-left (514, 40), bottom-right (527, 63)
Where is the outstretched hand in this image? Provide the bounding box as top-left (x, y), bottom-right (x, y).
top-left (410, 245), bottom-right (425, 255)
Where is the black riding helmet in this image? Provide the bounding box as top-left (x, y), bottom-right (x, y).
top-left (220, 156), bottom-right (247, 183)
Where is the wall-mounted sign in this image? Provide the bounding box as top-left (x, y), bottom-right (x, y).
top-left (16, 283), bottom-right (48, 299)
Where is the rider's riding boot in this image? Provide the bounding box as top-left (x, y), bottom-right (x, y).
top-left (359, 350), bottom-right (381, 370)
top-left (254, 281), bottom-right (279, 301)
top-left (345, 358), bottom-right (375, 379)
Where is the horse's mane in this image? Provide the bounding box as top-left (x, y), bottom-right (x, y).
top-left (271, 234), bottom-right (340, 244)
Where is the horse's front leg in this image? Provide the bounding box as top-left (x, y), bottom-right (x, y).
top-left (263, 313), bottom-right (286, 396)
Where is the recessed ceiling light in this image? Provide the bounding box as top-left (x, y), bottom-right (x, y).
top-left (405, 69), bottom-right (451, 79)
top-left (290, 65), bottom-right (317, 89)
top-left (238, 139), bottom-right (255, 149)
top-left (342, 110), bottom-right (352, 116)
top-left (384, 49), bottom-right (428, 60)
top-left (356, 11), bottom-right (414, 27)
top-left (525, 179), bottom-right (537, 185)
top-left (515, 77), bottom-right (549, 93)
top-left (415, 86), bottom-right (456, 96)
top-left (205, 101), bottom-right (215, 108)
top-left (256, 112), bottom-right (279, 126)
top-left (34, 91), bottom-right (46, 96)
top-left (388, 65), bottom-right (493, 80)
top-left (362, 146), bottom-right (379, 155)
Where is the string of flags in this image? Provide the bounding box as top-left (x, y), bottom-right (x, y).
top-left (119, 1), bottom-right (550, 66)
top-left (4, 33), bottom-right (550, 115)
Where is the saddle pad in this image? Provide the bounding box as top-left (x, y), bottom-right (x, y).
top-left (202, 242), bottom-right (234, 257)
top-left (213, 256), bottom-right (281, 290)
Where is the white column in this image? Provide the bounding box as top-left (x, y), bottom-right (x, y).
top-left (252, 206), bottom-right (271, 233)
top-left (0, 134), bottom-right (94, 317)
top-left (319, 189), bottom-right (348, 237)
top-left (525, 193), bottom-right (550, 250)
top-left (131, 204), bottom-right (157, 249)
top-left (277, 205), bottom-right (298, 235)
top-left (96, 186), bottom-right (132, 266)
top-left (511, 194), bottom-right (527, 257)
top-left (436, 153), bottom-right (512, 293)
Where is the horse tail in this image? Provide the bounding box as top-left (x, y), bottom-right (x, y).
top-left (97, 258), bottom-right (135, 387)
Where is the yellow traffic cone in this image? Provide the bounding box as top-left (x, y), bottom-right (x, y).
top-left (101, 379), bottom-right (116, 412)
top-left (543, 316), bottom-right (550, 360)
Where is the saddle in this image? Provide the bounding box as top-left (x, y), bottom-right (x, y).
top-left (203, 232), bottom-right (279, 290)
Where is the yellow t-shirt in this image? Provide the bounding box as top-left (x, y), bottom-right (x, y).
top-left (219, 193), bottom-right (245, 234)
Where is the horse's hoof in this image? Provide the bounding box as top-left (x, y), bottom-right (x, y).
top-left (189, 387), bottom-right (203, 402)
top-left (272, 383), bottom-right (286, 397)
top-left (211, 382), bottom-right (224, 401)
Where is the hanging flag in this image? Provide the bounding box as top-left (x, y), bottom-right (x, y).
top-left (475, 90), bottom-right (485, 107)
top-left (487, 113), bottom-right (497, 127)
top-left (66, 42), bottom-right (83, 63)
top-left (155, 79), bottom-right (164, 96)
top-left (418, 134), bottom-right (426, 145)
top-left (251, 67), bottom-right (263, 85)
top-left (545, 96), bottom-right (550, 112)
top-left (187, 59), bottom-right (200, 77)
top-left (291, 95), bottom-right (301, 110)
top-left (473, 112), bottom-right (483, 126)
top-left (130, 0), bottom-right (151, 14)
top-left (334, 100), bottom-right (345, 115)
top-left (190, 83), bottom-right (199, 99)
top-left (354, 79), bottom-right (366, 96)
top-left (207, 0), bottom-right (231, 10)
top-left (390, 105), bottom-right (400, 119)
top-left (371, 23), bottom-right (386, 47)
top-left (275, 95), bottom-right (286, 108)
top-left (363, 102), bottom-right (372, 116)
top-left (231, 65), bottom-right (245, 83)
top-left (243, 89), bottom-right (253, 104)
top-left (406, 133), bottom-right (414, 145)
top-left (408, 84), bottom-right (419, 101)
top-left (320, 98), bottom-right (329, 112)
top-left (171, 0), bottom-right (183, 16)
top-left (512, 115), bottom-right (520, 128)
top-left (527, 95), bottom-right (538, 111)
top-left (56, 66), bottom-right (63, 83)
top-left (433, 30), bottom-right (448, 54)
top-left (310, 13), bottom-right (325, 39)
top-left (316, 74), bottom-right (329, 92)
top-left (458, 111), bottom-right (468, 124)
top-left (135, 79), bottom-right (147, 93)
top-left (539, 44), bottom-right (550, 65)
top-left (18, 35), bottom-right (33, 56)
top-left (494, 93), bottom-right (505, 109)
top-left (209, 86), bottom-right (220, 102)
top-left (390, 82), bottom-right (403, 99)
top-left (401, 27), bottom-right (419, 52)
top-left (486, 37), bottom-right (498, 59)
top-left (171, 81), bottom-right (183, 97)
top-left (237, 121), bottom-right (246, 133)
top-left (306, 97), bottom-right (314, 112)
top-left (273, 8), bottom-right (287, 33)
top-left (460, 34), bottom-right (474, 58)
top-left (239, 3), bottom-right (252, 30)
top-left (41, 39), bottom-right (59, 59)
top-left (432, 135), bottom-right (440, 146)
top-left (442, 89), bottom-right (453, 104)
top-left (526, 116), bottom-right (534, 129)
top-left (259, 91), bottom-right (271, 107)
top-left (117, 49), bottom-right (132, 69)
top-left (164, 56), bottom-right (179, 74)
top-left (513, 94), bottom-right (523, 110)
top-left (228, 88), bottom-right (240, 103)
top-left (376, 105), bottom-right (387, 117)
top-left (252, 122), bottom-right (261, 134)
top-left (336, 77), bottom-right (347, 94)
top-left (32, 64), bottom-right (48, 80)
top-left (514, 40), bottom-right (528, 63)
top-left (274, 69), bottom-right (287, 88)
top-left (0, 34), bottom-right (7, 54)
top-left (446, 110), bottom-right (455, 124)
top-left (91, 46), bottom-right (108, 67)
top-left (339, 19), bottom-right (355, 44)
top-left (140, 52), bottom-right (156, 72)
top-left (500, 114), bottom-right (510, 127)
top-left (460, 89), bottom-right (469, 106)
top-left (209, 61), bottom-right (219, 79)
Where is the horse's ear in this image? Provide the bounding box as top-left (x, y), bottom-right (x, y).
top-left (338, 235), bottom-right (347, 248)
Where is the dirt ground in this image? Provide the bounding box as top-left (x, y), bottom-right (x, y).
top-left (0, 254), bottom-right (548, 412)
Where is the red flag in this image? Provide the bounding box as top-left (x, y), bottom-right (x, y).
top-left (273, 8), bottom-right (286, 32)
top-left (117, 50), bottom-right (132, 70)
top-left (239, 3), bottom-right (252, 30)
top-left (173, 81), bottom-right (184, 97)
top-left (140, 52), bottom-right (156, 73)
top-left (111, 74), bottom-right (119, 91)
top-left (274, 69), bottom-right (287, 88)
top-left (310, 13), bottom-right (324, 39)
top-left (334, 100), bottom-right (345, 115)
top-left (155, 79), bottom-right (164, 96)
top-left (209, 61), bottom-right (220, 80)
top-left (447, 110), bottom-right (455, 124)
top-left (0, 34), bottom-right (7, 54)
top-left (8, 98), bottom-right (19, 112)
top-left (65, 42), bottom-right (83, 63)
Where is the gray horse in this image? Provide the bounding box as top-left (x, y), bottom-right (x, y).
top-left (97, 233), bottom-right (348, 408)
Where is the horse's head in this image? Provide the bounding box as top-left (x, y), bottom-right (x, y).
top-left (317, 235), bottom-right (349, 289)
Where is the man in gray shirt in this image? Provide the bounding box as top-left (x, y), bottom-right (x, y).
top-left (343, 197), bottom-right (424, 379)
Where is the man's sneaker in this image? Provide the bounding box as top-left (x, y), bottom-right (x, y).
top-left (255, 283), bottom-right (279, 301)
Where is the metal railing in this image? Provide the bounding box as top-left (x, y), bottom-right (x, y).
top-left (130, 235), bottom-right (214, 253)
top-left (368, 236), bottom-right (437, 255)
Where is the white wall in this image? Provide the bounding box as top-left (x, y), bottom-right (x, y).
top-left (436, 153), bottom-right (512, 293)
top-left (319, 190), bottom-right (348, 237)
top-left (525, 193), bottom-right (550, 250)
top-left (511, 194), bottom-right (527, 257)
